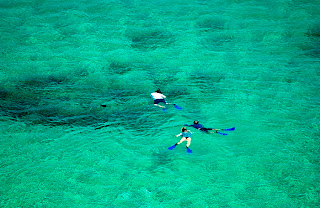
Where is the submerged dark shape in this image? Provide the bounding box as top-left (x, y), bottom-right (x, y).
top-left (104, 62), bottom-right (132, 75)
top-left (200, 34), bottom-right (234, 51)
top-left (196, 15), bottom-right (226, 32)
top-left (126, 28), bottom-right (175, 50)
top-left (0, 74), bottom-right (108, 127)
top-left (195, 15), bottom-right (234, 51)
top-left (305, 26), bottom-right (320, 57)
top-left (307, 26), bottom-right (320, 38)
top-left (0, 88), bottom-right (9, 99)
top-left (1, 96), bottom-right (111, 127)
top-left (151, 151), bottom-right (172, 166)
top-left (19, 75), bottom-right (67, 88)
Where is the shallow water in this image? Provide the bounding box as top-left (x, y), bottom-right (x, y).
top-left (1, 0), bottom-right (319, 207)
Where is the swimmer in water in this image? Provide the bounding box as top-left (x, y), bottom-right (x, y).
top-left (168, 127), bottom-right (193, 153)
top-left (150, 89), bottom-right (167, 109)
top-left (184, 121), bottom-right (222, 134)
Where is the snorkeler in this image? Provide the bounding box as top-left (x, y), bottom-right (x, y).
top-left (150, 89), bottom-right (167, 109)
top-left (168, 127), bottom-right (193, 153)
top-left (150, 89), bottom-right (183, 110)
top-left (184, 121), bottom-right (234, 135)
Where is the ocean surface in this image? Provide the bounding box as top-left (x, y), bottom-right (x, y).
top-left (0, 0), bottom-right (319, 207)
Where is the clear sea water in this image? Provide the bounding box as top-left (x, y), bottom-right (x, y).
top-left (1, 0), bottom-right (319, 207)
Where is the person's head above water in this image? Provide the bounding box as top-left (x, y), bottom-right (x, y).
top-left (155, 89), bottom-right (162, 93)
top-left (193, 121), bottom-right (199, 124)
top-left (181, 127), bottom-right (187, 132)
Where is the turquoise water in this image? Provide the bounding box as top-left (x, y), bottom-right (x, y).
top-left (1, 0), bottom-right (319, 207)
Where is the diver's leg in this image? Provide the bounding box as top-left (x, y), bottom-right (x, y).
top-left (186, 138), bottom-right (191, 148)
top-left (177, 137), bottom-right (187, 145)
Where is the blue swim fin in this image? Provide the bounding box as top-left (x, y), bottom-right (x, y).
top-left (223, 127), bottom-right (235, 131)
top-left (168, 145), bottom-right (176, 150)
top-left (217, 132), bottom-right (228, 136)
top-left (187, 147), bottom-right (192, 154)
top-left (174, 104), bottom-right (183, 110)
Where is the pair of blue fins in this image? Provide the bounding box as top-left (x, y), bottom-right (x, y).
top-left (168, 127), bottom-right (235, 154)
top-left (168, 145), bottom-right (193, 153)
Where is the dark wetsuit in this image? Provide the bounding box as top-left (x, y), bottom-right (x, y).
top-left (154, 99), bottom-right (166, 104)
top-left (184, 124), bottom-right (215, 134)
